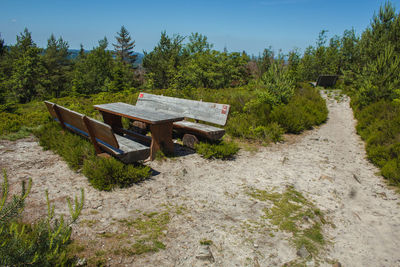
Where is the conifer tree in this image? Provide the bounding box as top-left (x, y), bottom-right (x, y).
top-left (43, 34), bottom-right (71, 98)
top-left (113, 26), bottom-right (137, 65)
top-left (9, 28), bottom-right (46, 103)
top-left (72, 37), bottom-right (114, 94)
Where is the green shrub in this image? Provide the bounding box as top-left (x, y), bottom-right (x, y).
top-left (352, 100), bottom-right (400, 185)
top-left (250, 122), bottom-right (284, 142)
top-left (381, 158), bottom-right (400, 185)
top-left (33, 121), bottom-right (94, 170)
top-left (195, 140), bottom-right (239, 159)
top-left (82, 156), bottom-right (151, 191)
top-left (0, 170), bottom-right (84, 266)
top-left (33, 121), bottom-right (151, 191)
top-left (225, 113), bottom-right (254, 138)
top-left (271, 86), bottom-right (328, 134)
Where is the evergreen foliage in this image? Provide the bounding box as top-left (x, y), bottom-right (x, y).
top-left (195, 140), bottom-right (239, 159)
top-left (42, 34), bottom-right (71, 98)
top-left (143, 31), bottom-right (186, 89)
top-left (0, 170), bottom-right (84, 266)
top-left (113, 25), bottom-right (138, 65)
top-left (9, 28), bottom-right (46, 103)
top-left (71, 37), bottom-right (114, 94)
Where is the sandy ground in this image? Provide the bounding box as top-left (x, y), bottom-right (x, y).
top-left (1, 91), bottom-right (400, 267)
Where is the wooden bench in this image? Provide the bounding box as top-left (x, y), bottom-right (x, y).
top-left (44, 101), bottom-right (150, 163)
top-left (135, 93), bottom-right (230, 148)
top-left (310, 75), bottom-right (338, 88)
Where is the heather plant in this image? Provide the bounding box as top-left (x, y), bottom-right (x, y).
top-left (195, 140), bottom-right (239, 159)
top-left (271, 85), bottom-right (328, 134)
top-left (354, 100), bottom-right (400, 185)
top-left (0, 170), bottom-right (84, 266)
top-left (82, 156), bottom-right (151, 191)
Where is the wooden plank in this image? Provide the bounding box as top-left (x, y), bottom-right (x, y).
top-left (114, 135), bottom-right (150, 163)
top-left (136, 93), bottom-right (230, 126)
top-left (94, 102), bottom-right (184, 125)
top-left (173, 121), bottom-right (225, 140)
top-left (85, 118), bottom-right (119, 149)
top-left (82, 116), bottom-right (102, 154)
top-left (55, 105), bottom-right (88, 133)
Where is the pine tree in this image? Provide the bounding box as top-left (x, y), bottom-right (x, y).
top-left (42, 34), bottom-right (71, 98)
top-left (113, 26), bottom-right (137, 65)
top-left (72, 37), bottom-right (114, 94)
top-left (9, 28), bottom-right (46, 103)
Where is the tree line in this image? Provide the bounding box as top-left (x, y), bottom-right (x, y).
top-left (0, 2), bottom-right (399, 109)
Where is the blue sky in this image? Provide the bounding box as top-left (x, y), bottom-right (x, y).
top-left (1, 0), bottom-right (398, 56)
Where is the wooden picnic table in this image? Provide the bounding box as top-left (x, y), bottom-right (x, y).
top-left (94, 102), bottom-right (184, 160)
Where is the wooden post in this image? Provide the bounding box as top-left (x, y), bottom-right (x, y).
top-left (100, 111), bottom-right (123, 135)
top-left (149, 122), bottom-right (174, 160)
top-left (82, 116), bottom-right (102, 155)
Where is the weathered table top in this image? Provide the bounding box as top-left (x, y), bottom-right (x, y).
top-left (94, 102), bottom-right (184, 125)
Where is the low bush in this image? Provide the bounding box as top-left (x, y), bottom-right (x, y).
top-left (271, 86), bottom-right (328, 134)
top-left (249, 122), bottom-right (284, 142)
top-left (33, 121), bottom-right (151, 191)
top-left (195, 140), bottom-right (239, 159)
top-left (83, 156), bottom-right (151, 191)
top-left (351, 99), bottom-right (400, 185)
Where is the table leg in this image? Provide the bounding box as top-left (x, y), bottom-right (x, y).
top-left (100, 111), bottom-right (123, 135)
top-left (149, 122), bottom-right (174, 160)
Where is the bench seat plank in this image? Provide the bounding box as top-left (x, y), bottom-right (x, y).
top-left (173, 121), bottom-right (225, 140)
top-left (113, 135), bottom-right (150, 163)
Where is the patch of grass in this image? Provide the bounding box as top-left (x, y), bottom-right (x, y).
top-left (98, 232), bottom-right (115, 238)
top-left (88, 256), bottom-right (106, 267)
top-left (248, 186), bottom-right (327, 258)
top-left (80, 219), bottom-right (98, 228)
top-left (200, 239), bottom-right (213, 246)
top-left (195, 140), bottom-right (239, 159)
top-left (66, 241), bottom-right (86, 255)
top-left (116, 211), bottom-right (170, 255)
top-left (94, 250), bottom-right (106, 257)
top-left (0, 126), bottom-right (32, 140)
top-left (154, 150), bottom-right (167, 161)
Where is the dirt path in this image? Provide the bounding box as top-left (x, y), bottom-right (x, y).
top-left (1, 91), bottom-right (399, 266)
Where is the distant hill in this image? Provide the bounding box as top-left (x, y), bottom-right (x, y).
top-left (67, 49), bottom-right (144, 65)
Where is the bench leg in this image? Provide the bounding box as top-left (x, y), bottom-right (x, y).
top-left (100, 111), bottom-right (123, 135)
top-left (149, 122), bottom-right (174, 160)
